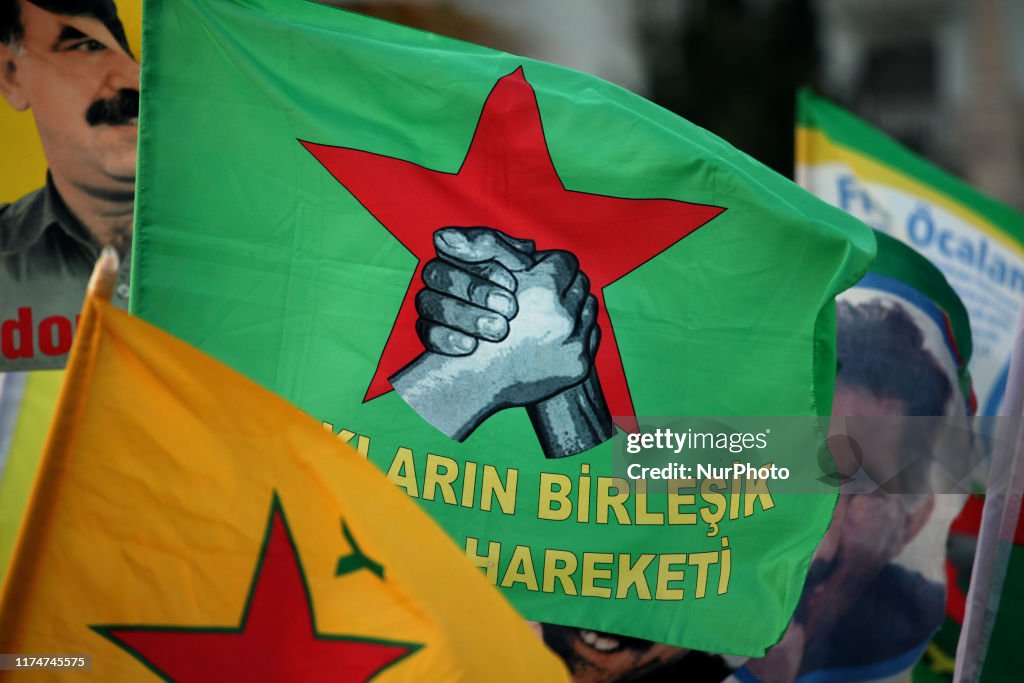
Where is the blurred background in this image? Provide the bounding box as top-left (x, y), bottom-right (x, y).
top-left (336, 0), bottom-right (1024, 211)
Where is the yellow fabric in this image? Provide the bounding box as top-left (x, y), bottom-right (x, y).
top-left (0, 370), bottom-right (62, 582)
top-left (0, 293), bottom-right (568, 682)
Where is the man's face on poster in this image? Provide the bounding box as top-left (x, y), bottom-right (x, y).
top-left (0, 0), bottom-right (139, 196)
top-left (804, 382), bottom-right (935, 630)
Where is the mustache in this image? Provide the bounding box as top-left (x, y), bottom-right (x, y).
top-left (85, 89), bottom-right (140, 127)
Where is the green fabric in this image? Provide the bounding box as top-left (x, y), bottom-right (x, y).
top-left (983, 545), bottom-right (1024, 681)
top-left (132, 0), bottom-right (873, 655)
top-left (912, 545), bottom-right (1024, 683)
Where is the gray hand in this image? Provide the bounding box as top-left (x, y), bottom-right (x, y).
top-left (415, 226), bottom-right (598, 405)
top-left (416, 227), bottom-right (534, 356)
top-left (394, 226), bottom-right (612, 457)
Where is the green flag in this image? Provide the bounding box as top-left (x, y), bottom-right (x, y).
top-left (132, 0), bottom-right (873, 655)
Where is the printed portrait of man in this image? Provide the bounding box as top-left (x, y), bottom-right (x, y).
top-left (741, 292), bottom-right (969, 683)
top-left (0, 0), bottom-right (138, 371)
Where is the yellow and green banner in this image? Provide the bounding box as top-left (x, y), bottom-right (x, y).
top-left (796, 88), bottom-right (1024, 416)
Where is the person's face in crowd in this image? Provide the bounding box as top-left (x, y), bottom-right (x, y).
top-left (0, 0), bottom-right (139, 198)
top-left (541, 625), bottom-right (689, 683)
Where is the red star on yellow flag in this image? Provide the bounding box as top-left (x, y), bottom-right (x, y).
top-left (96, 499), bottom-right (418, 682)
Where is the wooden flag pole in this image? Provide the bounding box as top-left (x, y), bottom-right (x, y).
top-left (87, 246), bottom-right (120, 303)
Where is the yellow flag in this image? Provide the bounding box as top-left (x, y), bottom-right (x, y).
top-left (0, 272), bottom-right (568, 682)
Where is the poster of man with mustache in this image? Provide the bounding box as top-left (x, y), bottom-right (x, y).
top-left (0, 0), bottom-right (138, 371)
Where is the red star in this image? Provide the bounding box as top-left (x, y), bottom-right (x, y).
top-left (96, 500), bottom-right (417, 682)
top-left (302, 68), bottom-right (724, 429)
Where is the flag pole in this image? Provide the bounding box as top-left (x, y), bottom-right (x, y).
top-left (87, 246), bottom-right (120, 302)
top-left (954, 307), bottom-right (1024, 682)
